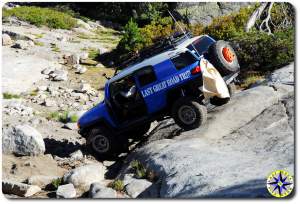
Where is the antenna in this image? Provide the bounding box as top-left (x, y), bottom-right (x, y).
top-left (167, 10), bottom-right (201, 58)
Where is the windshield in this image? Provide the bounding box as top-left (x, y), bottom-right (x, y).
top-left (187, 36), bottom-right (215, 56)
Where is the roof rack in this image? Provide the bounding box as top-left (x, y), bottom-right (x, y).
top-left (118, 31), bottom-right (194, 71)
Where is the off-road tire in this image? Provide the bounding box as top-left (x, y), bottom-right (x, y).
top-left (86, 127), bottom-right (124, 160)
top-left (207, 40), bottom-right (240, 76)
top-left (210, 83), bottom-right (236, 106)
top-left (172, 97), bottom-right (207, 130)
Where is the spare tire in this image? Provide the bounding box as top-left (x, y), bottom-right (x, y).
top-left (207, 40), bottom-right (240, 76)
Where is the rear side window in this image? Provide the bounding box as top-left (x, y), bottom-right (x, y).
top-left (171, 51), bottom-right (197, 70)
top-left (136, 66), bottom-right (157, 87)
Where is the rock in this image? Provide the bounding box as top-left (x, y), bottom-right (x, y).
top-left (56, 184), bottom-right (76, 198)
top-left (63, 163), bottom-right (106, 190)
top-left (80, 83), bottom-right (92, 93)
top-left (2, 180), bottom-right (41, 197)
top-left (37, 86), bottom-right (47, 91)
top-left (74, 64), bottom-right (87, 74)
top-left (80, 52), bottom-right (89, 60)
top-left (118, 84), bottom-right (294, 198)
top-left (41, 67), bottom-right (54, 75)
top-left (268, 62), bottom-right (294, 85)
top-left (12, 40), bottom-right (34, 49)
top-left (125, 178), bottom-right (153, 198)
top-left (98, 47), bottom-right (108, 55)
top-left (43, 98), bottom-right (56, 107)
top-left (63, 123), bottom-right (78, 130)
top-left (103, 161), bottom-right (115, 167)
top-left (96, 63), bottom-right (105, 68)
top-left (49, 70), bottom-right (68, 81)
top-left (2, 33), bottom-right (13, 46)
top-left (65, 54), bottom-right (80, 65)
top-left (2, 125), bottom-right (45, 156)
top-left (77, 19), bottom-right (92, 30)
top-left (70, 150), bottom-right (83, 160)
top-left (27, 175), bottom-right (60, 188)
top-left (3, 100), bottom-right (33, 116)
top-left (89, 182), bottom-right (117, 198)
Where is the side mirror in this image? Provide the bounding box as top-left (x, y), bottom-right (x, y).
top-left (102, 73), bottom-right (111, 80)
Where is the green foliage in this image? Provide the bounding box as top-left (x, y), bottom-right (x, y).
top-left (130, 160), bottom-right (147, 179)
top-left (199, 7), bottom-right (255, 40)
top-left (108, 179), bottom-right (124, 192)
top-left (47, 111), bottom-right (72, 123)
top-left (34, 41), bottom-right (44, 46)
top-left (117, 18), bottom-right (144, 53)
top-left (69, 114), bottom-right (79, 123)
top-left (3, 92), bottom-right (21, 99)
top-left (130, 160), bottom-right (158, 181)
top-left (231, 28), bottom-right (294, 71)
top-left (51, 177), bottom-right (63, 190)
top-left (88, 48), bottom-right (100, 61)
top-left (3, 6), bottom-right (77, 29)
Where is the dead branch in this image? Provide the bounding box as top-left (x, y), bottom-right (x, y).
top-left (244, 2), bottom-right (268, 32)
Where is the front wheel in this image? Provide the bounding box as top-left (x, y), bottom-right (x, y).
top-left (171, 97), bottom-right (207, 130)
top-left (86, 127), bottom-right (125, 159)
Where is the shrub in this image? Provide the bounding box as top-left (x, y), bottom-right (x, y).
top-left (3, 92), bottom-right (21, 99)
top-left (51, 177), bottom-right (63, 190)
top-left (3, 6), bottom-right (77, 29)
top-left (69, 114), bottom-right (79, 123)
top-left (231, 28), bottom-right (294, 71)
top-left (108, 179), bottom-right (124, 192)
top-left (130, 160), bottom-right (147, 179)
top-left (117, 18), bottom-right (144, 53)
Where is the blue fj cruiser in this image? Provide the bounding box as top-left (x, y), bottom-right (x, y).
top-left (77, 34), bottom-right (240, 158)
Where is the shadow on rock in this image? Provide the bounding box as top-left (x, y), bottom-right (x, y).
top-left (202, 179), bottom-right (271, 198)
top-left (44, 138), bottom-right (82, 158)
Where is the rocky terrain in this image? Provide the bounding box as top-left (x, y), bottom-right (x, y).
top-left (2, 7), bottom-right (295, 199)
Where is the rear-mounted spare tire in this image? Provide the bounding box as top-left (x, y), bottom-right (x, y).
top-left (207, 40), bottom-right (240, 76)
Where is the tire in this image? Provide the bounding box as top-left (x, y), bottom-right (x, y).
top-left (171, 97), bottom-right (207, 130)
top-left (210, 83), bottom-right (236, 106)
top-left (86, 126), bottom-right (125, 159)
top-left (207, 40), bottom-right (240, 76)
top-left (126, 123), bottom-right (151, 140)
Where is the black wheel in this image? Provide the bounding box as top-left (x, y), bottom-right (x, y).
top-left (210, 83), bottom-right (236, 106)
top-left (86, 126), bottom-right (125, 159)
top-left (171, 97), bottom-right (207, 130)
top-left (125, 123), bottom-right (151, 140)
top-left (207, 40), bottom-right (240, 76)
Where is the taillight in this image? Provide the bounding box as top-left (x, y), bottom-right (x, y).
top-left (191, 65), bottom-right (201, 75)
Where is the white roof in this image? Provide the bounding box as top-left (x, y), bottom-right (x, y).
top-left (108, 35), bottom-right (205, 83)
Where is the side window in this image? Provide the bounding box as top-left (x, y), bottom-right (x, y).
top-left (171, 51), bottom-right (197, 70)
top-left (136, 66), bottom-right (157, 87)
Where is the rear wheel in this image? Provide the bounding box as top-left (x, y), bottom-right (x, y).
top-left (210, 83), bottom-right (236, 106)
top-left (172, 97), bottom-right (207, 130)
top-left (207, 40), bottom-right (240, 76)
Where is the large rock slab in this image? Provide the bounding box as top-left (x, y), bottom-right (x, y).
top-left (63, 163), bottom-right (106, 190)
top-left (2, 125), bottom-right (45, 156)
top-left (2, 180), bottom-right (41, 197)
top-left (121, 86), bottom-right (294, 198)
top-left (268, 62), bottom-right (294, 85)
